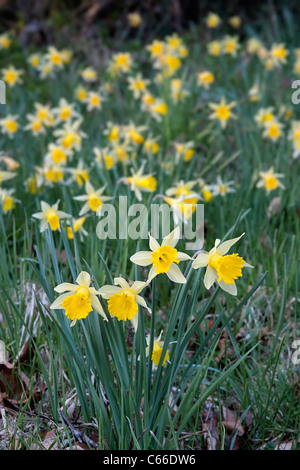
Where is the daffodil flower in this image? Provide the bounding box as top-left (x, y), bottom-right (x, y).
top-left (73, 181), bottom-right (112, 216)
top-left (130, 226), bottom-right (191, 284)
top-left (66, 216), bottom-right (88, 241)
top-left (162, 194), bottom-right (199, 225)
top-left (256, 167), bottom-right (285, 193)
top-left (208, 97), bottom-right (236, 129)
top-left (145, 331), bottom-right (170, 366)
top-left (50, 271), bottom-right (107, 327)
top-left (98, 277), bottom-right (151, 332)
top-left (0, 188), bottom-right (17, 212)
top-left (192, 233), bottom-right (253, 296)
top-left (32, 200), bottom-right (71, 232)
top-left (120, 162), bottom-right (157, 201)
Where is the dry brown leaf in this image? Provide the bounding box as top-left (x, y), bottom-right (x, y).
top-left (221, 406), bottom-right (244, 436)
top-left (0, 361), bottom-right (29, 399)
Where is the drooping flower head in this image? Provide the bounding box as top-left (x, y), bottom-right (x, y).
top-left (146, 331), bottom-right (170, 366)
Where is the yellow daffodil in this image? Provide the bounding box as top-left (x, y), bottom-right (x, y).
top-left (149, 99), bottom-right (168, 121)
top-left (229, 16), bottom-right (241, 28)
top-left (130, 227), bottom-right (190, 284)
top-left (192, 233), bottom-right (253, 295)
top-left (50, 271), bottom-right (108, 327)
top-left (24, 114), bottom-right (45, 136)
top-left (53, 118), bottom-right (87, 151)
top-left (2, 65), bottom-right (23, 87)
top-left (170, 79), bottom-right (188, 103)
top-left (208, 97), bottom-right (237, 129)
top-left (174, 141), bottom-right (195, 163)
top-left (127, 12), bottom-right (142, 28)
top-left (147, 40), bottom-right (164, 59)
top-left (0, 115), bottom-right (19, 138)
top-left (207, 40), bottom-right (222, 56)
top-left (222, 35), bottom-right (240, 56)
top-left (93, 147), bottom-right (115, 170)
top-left (254, 107), bottom-right (275, 127)
top-left (143, 136), bottom-right (160, 155)
top-left (80, 67), bottom-right (98, 83)
top-left (162, 194), bottom-right (198, 225)
top-left (45, 143), bottom-right (70, 165)
top-left (53, 98), bottom-right (80, 124)
top-left (146, 331), bottom-right (170, 366)
top-left (67, 160), bottom-right (89, 186)
top-left (270, 43), bottom-right (288, 66)
top-left (111, 52), bottom-right (133, 74)
top-left (73, 181), bottom-right (112, 216)
top-left (262, 120), bottom-right (283, 141)
top-left (165, 180), bottom-right (200, 205)
top-left (256, 167), bottom-right (285, 193)
top-left (28, 53), bottom-right (41, 68)
top-left (206, 12), bottom-right (221, 28)
top-left (98, 277), bottom-right (151, 331)
top-left (121, 163), bottom-right (157, 201)
top-left (85, 91), bottom-right (104, 111)
top-left (197, 71), bottom-right (215, 89)
top-left (32, 200), bottom-right (71, 232)
top-left (46, 46), bottom-right (64, 68)
top-left (66, 217), bottom-right (88, 241)
top-left (128, 73), bottom-right (149, 99)
top-left (0, 34), bottom-right (11, 49)
top-left (248, 82), bottom-right (261, 102)
top-left (0, 188), bottom-right (17, 212)
top-left (75, 85), bottom-right (88, 102)
top-left (210, 176), bottom-right (236, 197)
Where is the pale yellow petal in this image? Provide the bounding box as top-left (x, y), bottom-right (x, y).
top-left (76, 271), bottom-right (91, 287)
top-left (130, 251), bottom-right (153, 266)
top-left (216, 233), bottom-right (245, 256)
top-left (192, 252), bottom-right (209, 269)
top-left (166, 263), bottom-right (186, 284)
top-left (204, 266), bottom-right (217, 289)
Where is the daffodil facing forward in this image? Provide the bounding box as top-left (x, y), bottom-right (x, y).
top-left (130, 227), bottom-right (190, 284)
top-left (73, 181), bottom-right (112, 216)
top-left (192, 233), bottom-right (253, 295)
top-left (256, 167), bottom-right (285, 193)
top-left (98, 277), bottom-right (151, 332)
top-left (208, 97), bottom-right (236, 129)
top-left (50, 271), bottom-right (108, 327)
top-left (32, 200), bottom-right (70, 232)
